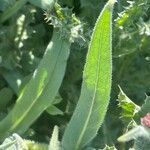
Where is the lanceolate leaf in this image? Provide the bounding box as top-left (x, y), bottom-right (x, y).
top-left (0, 31), bottom-right (70, 139)
top-left (62, 0), bottom-right (115, 149)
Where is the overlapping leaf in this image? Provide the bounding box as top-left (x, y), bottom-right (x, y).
top-left (0, 31), bottom-right (70, 139)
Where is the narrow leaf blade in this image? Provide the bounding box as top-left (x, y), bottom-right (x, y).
top-left (0, 31), bottom-right (70, 139)
top-left (62, 0), bottom-right (115, 149)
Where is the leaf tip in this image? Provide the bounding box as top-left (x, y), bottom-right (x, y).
top-left (49, 126), bottom-right (60, 150)
top-left (107, 0), bottom-right (117, 10)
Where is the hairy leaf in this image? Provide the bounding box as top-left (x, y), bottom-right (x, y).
top-left (118, 86), bottom-right (141, 124)
top-left (62, 0), bottom-right (115, 149)
top-left (118, 125), bottom-right (150, 142)
top-left (49, 126), bottom-right (60, 150)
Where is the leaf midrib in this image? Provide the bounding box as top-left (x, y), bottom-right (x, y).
top-left (75, 19), bottom-right (104, 149)
top-left (9, 39), bottom-right (64, 133)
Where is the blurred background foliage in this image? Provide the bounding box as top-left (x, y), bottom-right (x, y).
top-left (0, 0), bottom-right (150, 149)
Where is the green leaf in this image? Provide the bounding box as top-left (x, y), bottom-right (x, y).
top-left (2, 70), bottom-right (24, 95)
top-left (46, 93), bottom-right (63, 115)
top-left (62, 0), bottom-right (115, 149)
top-left (28, 0), bottom-right (55, 10)
top-left (118, 86), bottom-right (141, 124)
top-left (138, 96), bottom-right (150, 117)
top-left (46, 105), bottom-right (63, 116)
top-left (52, 94), bottom-right (63, 105)
top-left (0, 31), bottom-right (70, 139)
top-left (0, 87), bottom-right (13, 111)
